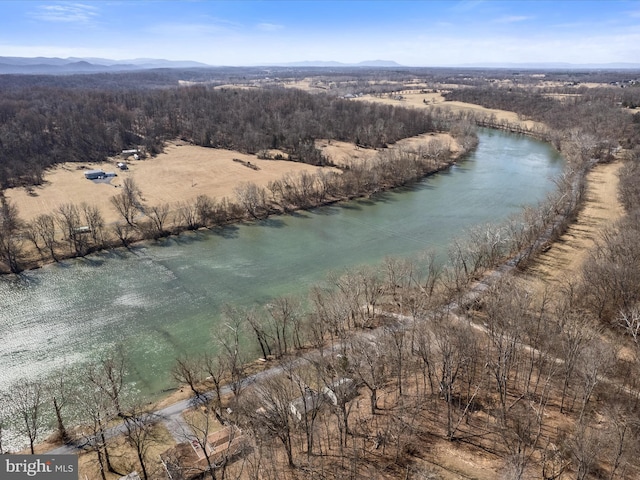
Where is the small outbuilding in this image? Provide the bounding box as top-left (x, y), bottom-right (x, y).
top-left (84, 169), bottom-right (105, 180)
top-left (72, 226), bottom-right (91, 235)
top-left (160, 426), bottom-right (247, 480)
top-left (122, 149), bottom-right (140, 160)
top-left (289, 389), bottom-right (324, 421)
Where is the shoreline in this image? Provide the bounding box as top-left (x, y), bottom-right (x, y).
top-left (3, 95), bottom-right (542, 276)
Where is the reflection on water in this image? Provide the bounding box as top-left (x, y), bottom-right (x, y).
top-left (0, 130), bottom-right (563, 399)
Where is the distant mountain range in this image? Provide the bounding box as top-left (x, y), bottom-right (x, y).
top-left (0, 57), bottom-right (209, 74)
top-left (1, 57), bottom-right (639, 74)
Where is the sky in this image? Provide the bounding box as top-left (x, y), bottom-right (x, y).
top-left (0, 0), bottom-right (639, 66)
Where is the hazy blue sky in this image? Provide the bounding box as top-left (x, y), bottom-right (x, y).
top-left (1, 1), bottom-right (639, 66)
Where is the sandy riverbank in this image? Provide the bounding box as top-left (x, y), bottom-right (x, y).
top-left (520, 160), bottom-right (624, 295)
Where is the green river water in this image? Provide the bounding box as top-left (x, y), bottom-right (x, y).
top-left (0, 129), bottom-right (563, 401)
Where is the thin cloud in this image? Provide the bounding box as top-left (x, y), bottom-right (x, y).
top-left (257, 23), bottom-right (284, 32)
top-left (30, 3), bottom-right (99, 23)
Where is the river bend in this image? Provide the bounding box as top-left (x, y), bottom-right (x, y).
top-left (0, 129), bottom-right (563, 398)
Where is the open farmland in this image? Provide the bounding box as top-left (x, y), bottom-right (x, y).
top-left (5, 132), bottom-right (458, 227)
top-left (5, 144), bottom-right (335, 225)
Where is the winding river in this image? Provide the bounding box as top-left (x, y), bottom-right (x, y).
top-left (0, 129), bottom-right (563, 400)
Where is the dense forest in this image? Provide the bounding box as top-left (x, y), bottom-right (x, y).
top-left (0, 84), bottom-right (444, 188)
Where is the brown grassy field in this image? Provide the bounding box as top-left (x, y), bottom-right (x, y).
top-left (5, 134), bottom-right (457, 227)
top-left (5, 143), bottom-right (332, 225)
top-left (317, 132), bottom-right (459, 168)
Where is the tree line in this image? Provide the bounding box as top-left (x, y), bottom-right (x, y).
top-left (441, 80), bottom-right (640, 338)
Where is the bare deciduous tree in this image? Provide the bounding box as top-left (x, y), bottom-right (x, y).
top-left (86, 349), bottom-right (129, 417)
top-left (308, 284), bottom-right (352, 345)
top-left (576, 340), bottom-right (616, 424)
top-left (56, 202), bottom-right (86, 255)
top-left (123, 406), bottom-right (161, 480)
top-left (111, 178), bottom-right (143, 227)
top-left (383, 326), bottom-right (408, 398)
top-left (283, 361), bottom-right (325, 459)
top-left (9, 380), bottom-right (46, 454)
top-left (27, 213), bottom-right (58, 261)
top-left (617, 306), bottom-right (640, 371)
top-left (195, 194), bottom-right (216, 227)
top-left (432, 317), bottom-right (476, 440)
top-left (217, 309), bottom-right (247, 399)
top-left (265, 296), bottom-right (301, 357)
top-left (112, 222), bottom-right (135, 247)
top-left (48, 368), bottom-right (73, 444)
top-left (242, 307), bottom-right (273, 360)
top-left (176, 201), bottom-right (199, 230)
top-left (234, 182), bottom-right (269, 219)
top-left (500, 401), bottom-right (546, 480)
top-left (145, 203), bottom-right (171, 238)
top-left (81, 202), bottom-right (105, 248)
top-left (240, 375), bottom-right (297, 467)
top-left (482, 278), bottom-right (527, 424)
top-left (412, 319), bottom-right (437, 398)
top-left (555, 306), bottom-right (594, 414)
top-left (569, 423), bottom-right (604, 480)
top-left (75, 380), bottom-right (121, 479)
top-left (0, 198), bottom-right (24, 272)
top-left (348, 336), bottom-right (387, 415)
top-left (203, 353), bottom-right (227, 423)
top-left (172, 355), bottom-right (206, 400)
